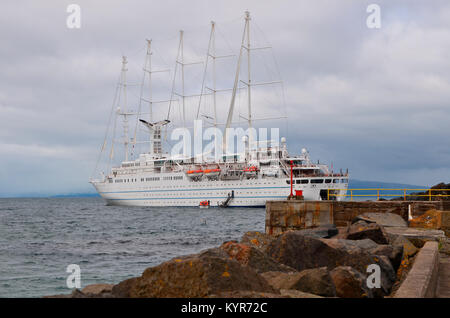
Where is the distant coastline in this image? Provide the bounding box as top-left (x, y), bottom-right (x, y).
top-left (0, 192), bottom-right (100, 199)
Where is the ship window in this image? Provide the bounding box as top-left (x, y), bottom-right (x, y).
top-left (325, 179), bottom-right (332, 183)
top-left (300, 179), bottom-right (309, 184)
top-left (311, 179), bottom-right (324, 184)
top-left (333, 179), bottom-right (340, 183)
top-left (341, 179), bottom-right (348, 183)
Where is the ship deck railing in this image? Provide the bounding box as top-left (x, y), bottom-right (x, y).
top-left (328, 188), bottom-right (450, 201)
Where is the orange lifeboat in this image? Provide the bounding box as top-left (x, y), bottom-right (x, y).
top-left (186, 169), bottom-right (203, 178)
top-left (204, 168), bottom-right (221, 178)
top-left (199, 200), bottom-right (210, 208)
top-left (243, 166), bottom-right (258, 176)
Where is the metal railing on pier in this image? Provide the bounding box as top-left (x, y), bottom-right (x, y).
top-left (327, 188), bottom-right (450, 201)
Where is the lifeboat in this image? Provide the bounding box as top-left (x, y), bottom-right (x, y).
top-left (199, 200), bottom-right (210, 208)
top-left (186, 169), bottom-right (203, 178)
top-left (204, 168), bottom-right (221, 178)
top-left (243, 166), bottom-right (258, 177)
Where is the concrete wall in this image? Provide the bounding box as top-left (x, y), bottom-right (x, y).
top-left (266, 200), bottom-right (447, 235)
top-left (394, 241), bottom-right (440, 298)
top-left (332, 201), bottom-right (408, 227)
top-left (265, 201), bottom-right (334, 236)
top-left (410, 201), bottom-right (450, 217)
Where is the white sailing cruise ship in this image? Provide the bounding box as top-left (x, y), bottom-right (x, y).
top-left (90, 12), bottom-right (349, 207)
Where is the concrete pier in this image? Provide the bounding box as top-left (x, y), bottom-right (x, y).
top-left (394, 241), bottom-right (440, 298)
top-left (266, 199), bottom-right (450, 298)
top-left (266, 200), bottom-right (450, 235)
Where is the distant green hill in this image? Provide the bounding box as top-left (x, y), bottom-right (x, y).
top-left (49, 193), bottom-right (101, 198)
top-left (348, 179), bottom-right (425, 189)
top-left (347, 179), bottom-right (427, 201)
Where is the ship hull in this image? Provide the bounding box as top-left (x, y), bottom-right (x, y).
top-left (92, 174), bottom-right (348, 207)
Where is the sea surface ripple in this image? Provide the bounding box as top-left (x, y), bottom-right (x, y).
top-left (0, 197), bottom-right (265, 297)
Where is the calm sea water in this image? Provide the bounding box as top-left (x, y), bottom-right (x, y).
top-left (0, 197), bottom-right (265, 298)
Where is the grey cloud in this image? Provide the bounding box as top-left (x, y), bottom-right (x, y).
top-left (1, 0), bottom-right (449, 196)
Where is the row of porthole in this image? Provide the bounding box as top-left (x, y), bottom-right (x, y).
top-left (137, 191), bottom-right (278, 197)
top-left (115, 179), bottom-right (281, 185)
top-left (114, 182), bottom-right (282, 189)
top-left (134, 199), bottom-right (264, 205)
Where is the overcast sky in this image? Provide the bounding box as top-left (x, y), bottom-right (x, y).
top-left (1, 0), bottom-right (449, 197)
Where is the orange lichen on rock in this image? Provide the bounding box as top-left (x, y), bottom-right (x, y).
top-left (250, 238), bottom-right (259, 246)
top-left (220, 241), bottom-right (252, 265)
top-left (410, 209), bottom-right (440, 228)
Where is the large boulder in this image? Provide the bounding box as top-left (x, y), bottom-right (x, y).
top-left (128, 248), bottom-right (277, 297)
top-left (391, 236), bottom-right (418, 258)
top-left (322, 240), bottom-right (397, 295)
top-left (220, 241), bottom-right (295, 273)
top-left (374, 255), bottom-right (397, 297)
top-left (267, 231), bottom-right (341, 271)
top-left (279, 289), bottom-right (323, 298)
top-left (346, 221), bottom-right (390, 244)
top-left (384, 227), bottom-right (446, 248)
top-left (368, 244), bottom-right (403, 272)
top-left (330, 266), bottom-right (373, 298)
top-left (326, 238), bottom-right (402, 271)
top-left (44, 289), bottom-right (88, 298)
top-left (240, 231), bottom-right (275, 253)
top-left (353, 212), bottom-right (407, 227)
top-left (295, 224), bottom-right (339, 239)
top-left (267, 231), bottom-right (396, 296)
top-left (323, 238), bottom-right (379, 253)
top-left (208, 290), bottom-right (284, 298)
top-left (262, 267), bottom-right (336, 297)
top-left (111, 277), bottom-right (139, 298)
top-left (81, 284), bottom-right (113, 297)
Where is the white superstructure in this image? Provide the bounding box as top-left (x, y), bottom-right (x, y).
top-left (90, 12), bottom-right (349, 207)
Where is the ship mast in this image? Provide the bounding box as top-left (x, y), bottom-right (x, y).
top-left (196, 21), bottom-right (235, 128)
top-left (145, 39), bottom-right (154, 154)
top-left (245, 11), bottom-right (252, 131)
top-left (197, 21), bottom-right (218, 128)
top-left (180, 31), bottom-right (186, 130)
top-left (212, 22), bottom-right (217, 128)
top-left (224, 11), bottom-right (251, 154)
top-left (133, 39), bottom-right (172, 156)
top-left (223, 11), bottom-right (283, 154)
top-left (147, 40), bottom-right (153, 128)
top-left (119, 56), bottom-right (130, 162)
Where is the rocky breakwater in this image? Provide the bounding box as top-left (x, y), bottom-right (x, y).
top-left (47, 212), bottom-right (430, 298)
